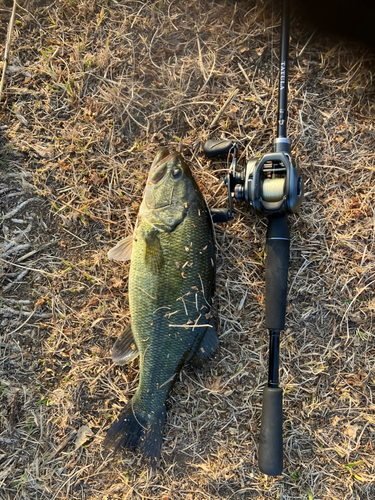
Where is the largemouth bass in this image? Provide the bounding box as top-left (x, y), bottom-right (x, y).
top-left (104, 148), bottom-right (218, 461)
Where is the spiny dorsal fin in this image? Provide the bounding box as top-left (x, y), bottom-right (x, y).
top-left (108, 235), bottom-right (133, 261)
top-left (111, 324), bottom-right (139, 365)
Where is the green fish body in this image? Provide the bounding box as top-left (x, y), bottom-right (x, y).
top-left (104, 149), bottom-right (217, 461)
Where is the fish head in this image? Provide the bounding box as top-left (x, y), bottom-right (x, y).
top-left (141, 149), bottom-right (200, 230)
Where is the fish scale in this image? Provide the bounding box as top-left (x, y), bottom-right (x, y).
top-left (104, 149), bottom-right (217, 461)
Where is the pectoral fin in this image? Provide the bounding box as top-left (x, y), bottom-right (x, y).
top-left (190, 318), bottom-right (219, 368)
top-left (108, 235), bottom-right (133, 261)
top-left (111, 324), bottom-right (139, 365)
top-left (144, 230), bottom-right (164, 273)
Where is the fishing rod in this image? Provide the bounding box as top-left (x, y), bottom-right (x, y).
top-left (204, 0), bottom-right (303, 476)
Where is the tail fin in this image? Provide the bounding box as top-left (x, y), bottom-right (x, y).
top-left (103, 398), bottom-right (166, 463)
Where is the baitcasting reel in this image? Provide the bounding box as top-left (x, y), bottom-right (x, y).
top-left (204, 138), bottom-right (303, 222)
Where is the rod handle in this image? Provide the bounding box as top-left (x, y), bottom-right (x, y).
top-left (265, 215), bottom-right (290, 330)
top-left (258, 387), bottom-right (283, 476)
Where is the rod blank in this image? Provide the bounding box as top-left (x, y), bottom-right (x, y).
top-left (276, 0), bottom-right (290, 140)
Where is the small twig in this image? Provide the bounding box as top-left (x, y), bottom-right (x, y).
top-left (297, 30), bottom-right (316, 58)
top-left (0, 305), bottom-right (51, 318)
top-left (238, 62), bottom-right (262, 103)
top-left (340, 279), bottom-right (375, 330)
top-left (209, 89), bottom-right (239, 129)
top-left (0, 0), bottom-right (18, 102)
top-left (168, 324), bottom-right (213, 328)
top-left (2, 268), bottom-right (30, 291)
top-left (2, 243), bottom-right (30, 259)
top-left (238, 63), bottom-right (252, 90)
top-left (17, 240), bottom-right (57, 262)
top-left (134, 286), bottom-right (156, 300)
top-left (197, 36), bottom-right (207, 80)
top-left (5, 309), bottom-right (36, 336)
top-left (0, 198), bottom-right (39, 221)
top-left (41, 431), bottom-right (77, 467)
top-left (56, 200), bottom-right (127, 229)
top-left (158, 374), bottom-right (176, 390)
top-left (200, 53), bottom-right (216, 94)
top-left (0, 258), bottom-right (57, 277)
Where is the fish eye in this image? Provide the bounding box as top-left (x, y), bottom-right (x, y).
top-left (171, 167), bottom-right (183, 179)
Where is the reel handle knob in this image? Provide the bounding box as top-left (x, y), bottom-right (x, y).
top-left (210, 208), bottom-right (231, 223)
top-left (203, 139), bottom-right (235, 157)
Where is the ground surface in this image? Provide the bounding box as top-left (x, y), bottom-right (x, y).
top-left (1, 1), bottom-right (375, 499)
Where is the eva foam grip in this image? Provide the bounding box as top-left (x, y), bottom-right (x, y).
top-left (265, 216), bottom-right (290, 331)
top-left (258, 387), bottom-right (283, 476)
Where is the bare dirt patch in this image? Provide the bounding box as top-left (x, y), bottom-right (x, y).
top-left (1, 0), bottom-right (375, 499)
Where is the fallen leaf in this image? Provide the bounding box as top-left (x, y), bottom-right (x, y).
top-left (74, 425), bottom-right (94, 450)
top-left (32, 144), bottom-right (55, 158)
top-left (91, 317), bottom-right (105, 328)
top-left (344, 424), bottom-right (359, 440)
top-left (212, 376), bottom-right (221, 392)
top-left (332, 415), bottom-right (341, 427)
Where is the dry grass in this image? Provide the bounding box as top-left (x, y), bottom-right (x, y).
top-left (1, 0), bottom-right (375, 499)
